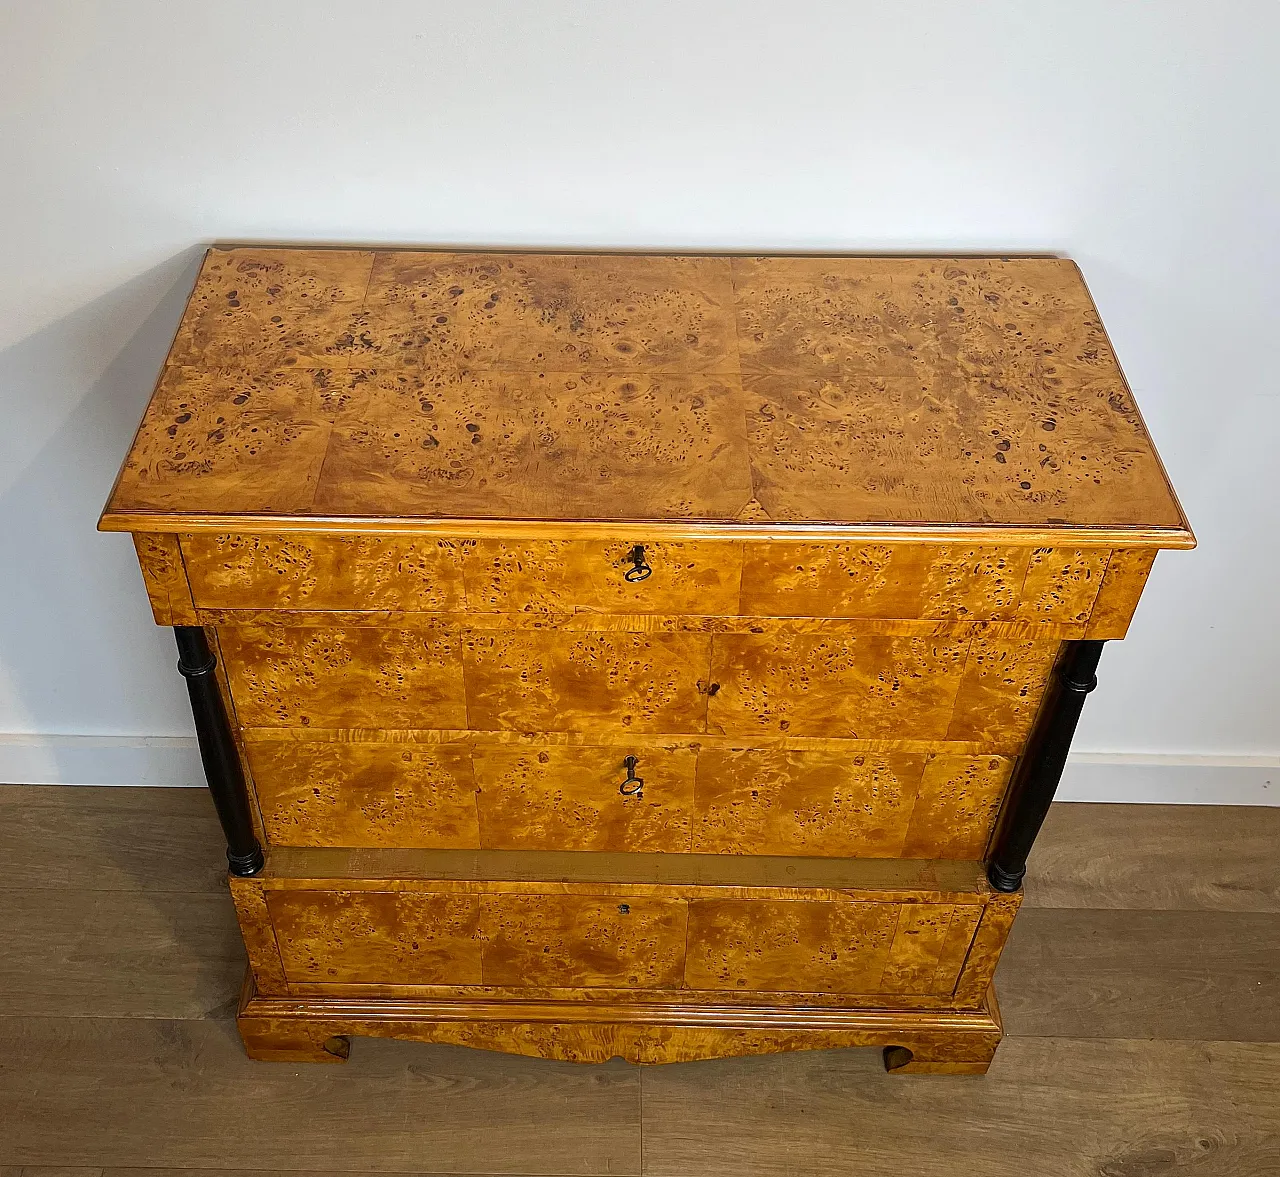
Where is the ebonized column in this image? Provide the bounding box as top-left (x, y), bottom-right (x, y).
top-left (986, 639), bottom-right (1105, 893)
top-left (174, 626), bottom-right (264, 877)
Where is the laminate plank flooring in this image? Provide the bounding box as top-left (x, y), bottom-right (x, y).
top-left (1, 786), bottom-right (1278, 1176)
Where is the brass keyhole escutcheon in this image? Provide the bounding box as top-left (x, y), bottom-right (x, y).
top-left (619, 754), bottom-right (644, 799)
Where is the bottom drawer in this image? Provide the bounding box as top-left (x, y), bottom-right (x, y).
top-left (234, 851), bottom-right (1020, 1006)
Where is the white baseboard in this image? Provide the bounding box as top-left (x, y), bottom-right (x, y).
top-left (0, 733), bottom-right (205, 788)
top-left (0, 733), bottom-right (1276, 805)
top-left (1057, 753), bottom-right (1277, 805)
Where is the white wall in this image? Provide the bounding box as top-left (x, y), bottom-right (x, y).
top-left (1, 0), bottom-right (1277, 799)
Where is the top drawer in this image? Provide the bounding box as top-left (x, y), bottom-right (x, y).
top-left (168, 532), bottom-right (1122, 624)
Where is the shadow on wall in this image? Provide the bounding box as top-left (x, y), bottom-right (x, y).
top-left (0, 248), bottom-right (207, 779)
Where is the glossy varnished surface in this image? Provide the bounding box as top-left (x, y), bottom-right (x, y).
top-left (244, 733), bottom-right (1009, 858)
top-left (100, 248), bottom-right (1191, 543)
top-left (218, 623), bottom-right (1056, 750)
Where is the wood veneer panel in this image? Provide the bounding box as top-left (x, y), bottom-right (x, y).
top-left (462, 630), bottom-right (711, 733)
top-left (101, 248), bottom-right (1192, 547)
top-left (1014, 547), bottom-right (1109, 624)
top-left (944, 633), bottom-right (1060, 744)
top-left (900, 754), bottom-right (1014, 859)
top-left (1085, 548), bottom-right (1158, 639)
top-left (707, 632), bottom-right (971, 740)
top-left (473, 743), bottom-right (696, 852)
top-left (313, 369), bottom-right (755, 521)
top-left (218, 626), bottom-right (467, 729)
top-left (265, 890), bottom-right (483, 986)
top-left (181, 532), bottom-right (469, 611)
top-left (691, 748), bottom-right (922, 857)
top-left (684, 899), bottom-right (901, 994)
top-left (244, 738), bottom-right (480, 849)
top-left (739, 543), bottom-right (1032, 620)
top-left (479, 895), bottom-right (688, 989)
top-left (463, 539), bottom-right (742, 615)
top-left (131, 533), bottom-right (197, 625)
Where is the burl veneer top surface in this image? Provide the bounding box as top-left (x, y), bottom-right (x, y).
top-left (100, 248), bottom-right (1191, 542)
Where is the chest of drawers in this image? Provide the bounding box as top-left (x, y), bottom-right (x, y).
top-left (100, 248), bottom-right (1192, 1073)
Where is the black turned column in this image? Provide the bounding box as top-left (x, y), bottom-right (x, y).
top-left (174, 626), bottom-right (264, 877)
top-left (987, 639), bottom-right (1105, 893)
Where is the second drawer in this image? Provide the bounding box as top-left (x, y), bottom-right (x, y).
top-left (244, 736), bottom-right (1013, 860)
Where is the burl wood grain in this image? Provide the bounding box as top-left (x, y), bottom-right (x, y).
top-left (244, 738), bottom-right (480, 849)
top-left (246, 735), bottom-right (1004, 858)
top-left (732, 256), bottom-right (1185, 530)
top-left (102, 248), bottom-right (1191, 544)
top-left (462, 630), bottom-right (711, 733)
top-left (311, 368), bottom-right (755, 520)
top-left (182, 532), bottom-right (469, 611)
top-left (132, 532), bottom-right (197, 624)
top-left (683, 899), bottom-right (971, 995)
top-left (479, 895), bottom-right (688, 988)
top-left (740, 543), bottom-right (1031, 620)
top-left (463, 539), bottom-right (742, 615)
top-left (172, 529), bottom-right (1129, 626)
top-left (237, 974), bottom-right (1005, 1068)
top-left (944, 633), bottom-right (1061, 744)
top-left (473, 744), bottom-right (697, 853)
top-left (266, 889), bottom-right (483, 985)
top-left (692, 749), bottom-right (1012, 859)
top-left (218, 626), bottom-right (467, 729)
top-left (1086, 548), bottom-right (1158, 639)
top-left (707, 632), bottom-right (972, 740)
top-left (259, 885), bottom-right (990, 998)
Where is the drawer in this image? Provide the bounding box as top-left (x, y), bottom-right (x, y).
top-left (174, 532), bottom-right (1112, 625)
top-left (244, 733), bottom-right (1010, 859)
top-left (258, 872), bottom-right (992, 998)
top-left (221, 625), bottom-right (1057, 748)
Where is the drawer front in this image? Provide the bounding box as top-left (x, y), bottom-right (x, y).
top-left (245, 734), bottom-right (1009, 859)
top-left (740, 543), bottom-right (1109, 622)
top-left (262, 884), bottom-right (985, 998)
top-left (173, 532), bottom-right (1114, 625)
top-left (708, 631), bottom-right (1058, 745)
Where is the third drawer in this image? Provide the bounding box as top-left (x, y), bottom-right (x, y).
top-left (243, 735), bottom-right (1014, 860)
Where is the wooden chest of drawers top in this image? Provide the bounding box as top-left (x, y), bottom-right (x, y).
top-left (99, 247), bottom-right (1191, 549)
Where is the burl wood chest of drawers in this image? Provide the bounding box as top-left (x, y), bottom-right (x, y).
top-left (100, 247), bottom-right (1192, 1073)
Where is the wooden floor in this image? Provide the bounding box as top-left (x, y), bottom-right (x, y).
top-left (1, 787), bottom-right (1278, 1176)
